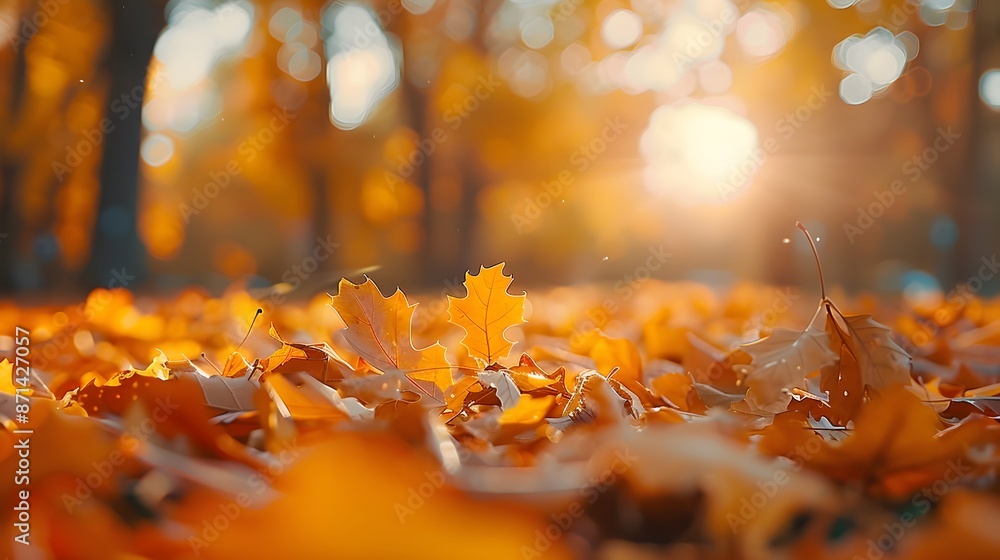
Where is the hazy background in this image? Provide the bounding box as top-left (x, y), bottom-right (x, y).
top-left (0, 0), bottom-right (998, 301)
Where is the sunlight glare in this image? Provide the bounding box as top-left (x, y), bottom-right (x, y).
top-left (601, 10), bottom-right (643, 50)
top-left (328, 49), bottom-right (396, 129)
top-left (736, 5), bottom-right (792, 59)
top-left (325, 4), bottom-right (399, 130)
top-left (641, 102), bottom-right (759, 204)
top-left (140, 134), bottom-right (175, 167)
top-left (840, 73), bottom-right (873, 105)
top-left (154, 1), bottom-right (253, 91)
top-left (979, 70), bottom-right (1000, 110)
top-left (521, 16), bottom-right (555, 49)
top-left (834, 27), bottom-right (909, 104)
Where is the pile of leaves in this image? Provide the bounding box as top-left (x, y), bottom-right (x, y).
top-left (3, 236), bottom-right (1000, 559)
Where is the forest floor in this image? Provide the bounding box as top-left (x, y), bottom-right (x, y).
top-left (2, 260), bottom-right (1000, 559)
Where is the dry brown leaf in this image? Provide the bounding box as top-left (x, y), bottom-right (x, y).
top-left (741, 327), bottom-right (837, 414)
top-left (826, 307), bottom-right (912, 393)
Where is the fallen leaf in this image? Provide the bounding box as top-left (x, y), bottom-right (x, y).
top-left (741, 327), bottom-right (837, 414)
top-left (826, 305), bottom-right (912, 394)
top-left (330, 278), bottom-right (454, 390)
top-left (447, 263), bottom-right (526, 365)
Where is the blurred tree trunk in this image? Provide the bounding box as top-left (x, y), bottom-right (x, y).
top-left (0, 165), bottom-right (18, 291)
top-left (85, 1), bottom-right (164, 288)
top-left (401, 77), bottom-right (436, 284)
top-left (412, 1), bottom-right (495, 286)
top-left (384, 5), bottom-right (436, 285)
top-left (958, 2), bottom-right (1000, 292)
top-left (0, 1), bottom-right (31, 292)
top-left (304, 2), bottom-right (332, 252)
top-left (0, 146), bottom-right (23, 295)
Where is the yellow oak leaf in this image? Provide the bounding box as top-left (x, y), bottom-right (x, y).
top-left (447, 263), bottom-right (526, 365)
top-left (329, 277), bottom-right (453, 390)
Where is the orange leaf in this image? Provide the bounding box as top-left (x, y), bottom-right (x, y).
top-left (329, 278), bottom-right (453, 390)
top-left (262, 325), bottom-right (356, 384)
top-left (590, 333), bottom-right (644, 393)
top-left (500, 394), bottom-right (555, 426)
top-left (506, 353), bottom-right (567, 395)
top-left (826, 307), bottom-right (912, 393)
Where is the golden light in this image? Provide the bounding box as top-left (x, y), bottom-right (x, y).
top-left (279, 42), bottom-right (323, 82)
top-left (621, 2), bottom-right (738, 94)
top-left (327, 49), bottom-right (396, 129)
top-left (661, 14), bottom-right (727, 65)
top-left (498, 48), bottom-right (549, 98)
top-left (861, 47), bottom-right (906, 85)
top-left (325, 4), bottom-right (399, 130)
top-left (834, 27), bottom-right (910, 103)
top-left (153, 1), bottom-right (253, 91)
top-left (601, 10), bottom-right (643, 50)
top-left (736, 6), bottom-right (792, 59)
top-left (560, 43), bottom-right (591, 75)
top-left (269, 6), bottom-right (302, 41)
top-left (979, 69), bottom-right (1000, 109)
top-left (641, 101), bottom-right (759, 204)
top-left (840, 72), bottom-right (873, 105)
top-left (520, 16), bottom-right (554, 49)
top-left (140, 134), bottom-right (175, 167)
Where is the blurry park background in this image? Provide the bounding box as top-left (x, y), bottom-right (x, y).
top-left (0, 0), bottom-right (998, 298)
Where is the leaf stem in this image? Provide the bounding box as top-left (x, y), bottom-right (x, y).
top-left (402, 365), bottom-right (484, 375)
top-left (200, 352), bottom-right (223, 375)
top-left (236, 308), bottom-right (263, 351)
top-left (402, 374), bottom-right (446, 405)
top-left (796, 222), bottom-right (826, 301)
